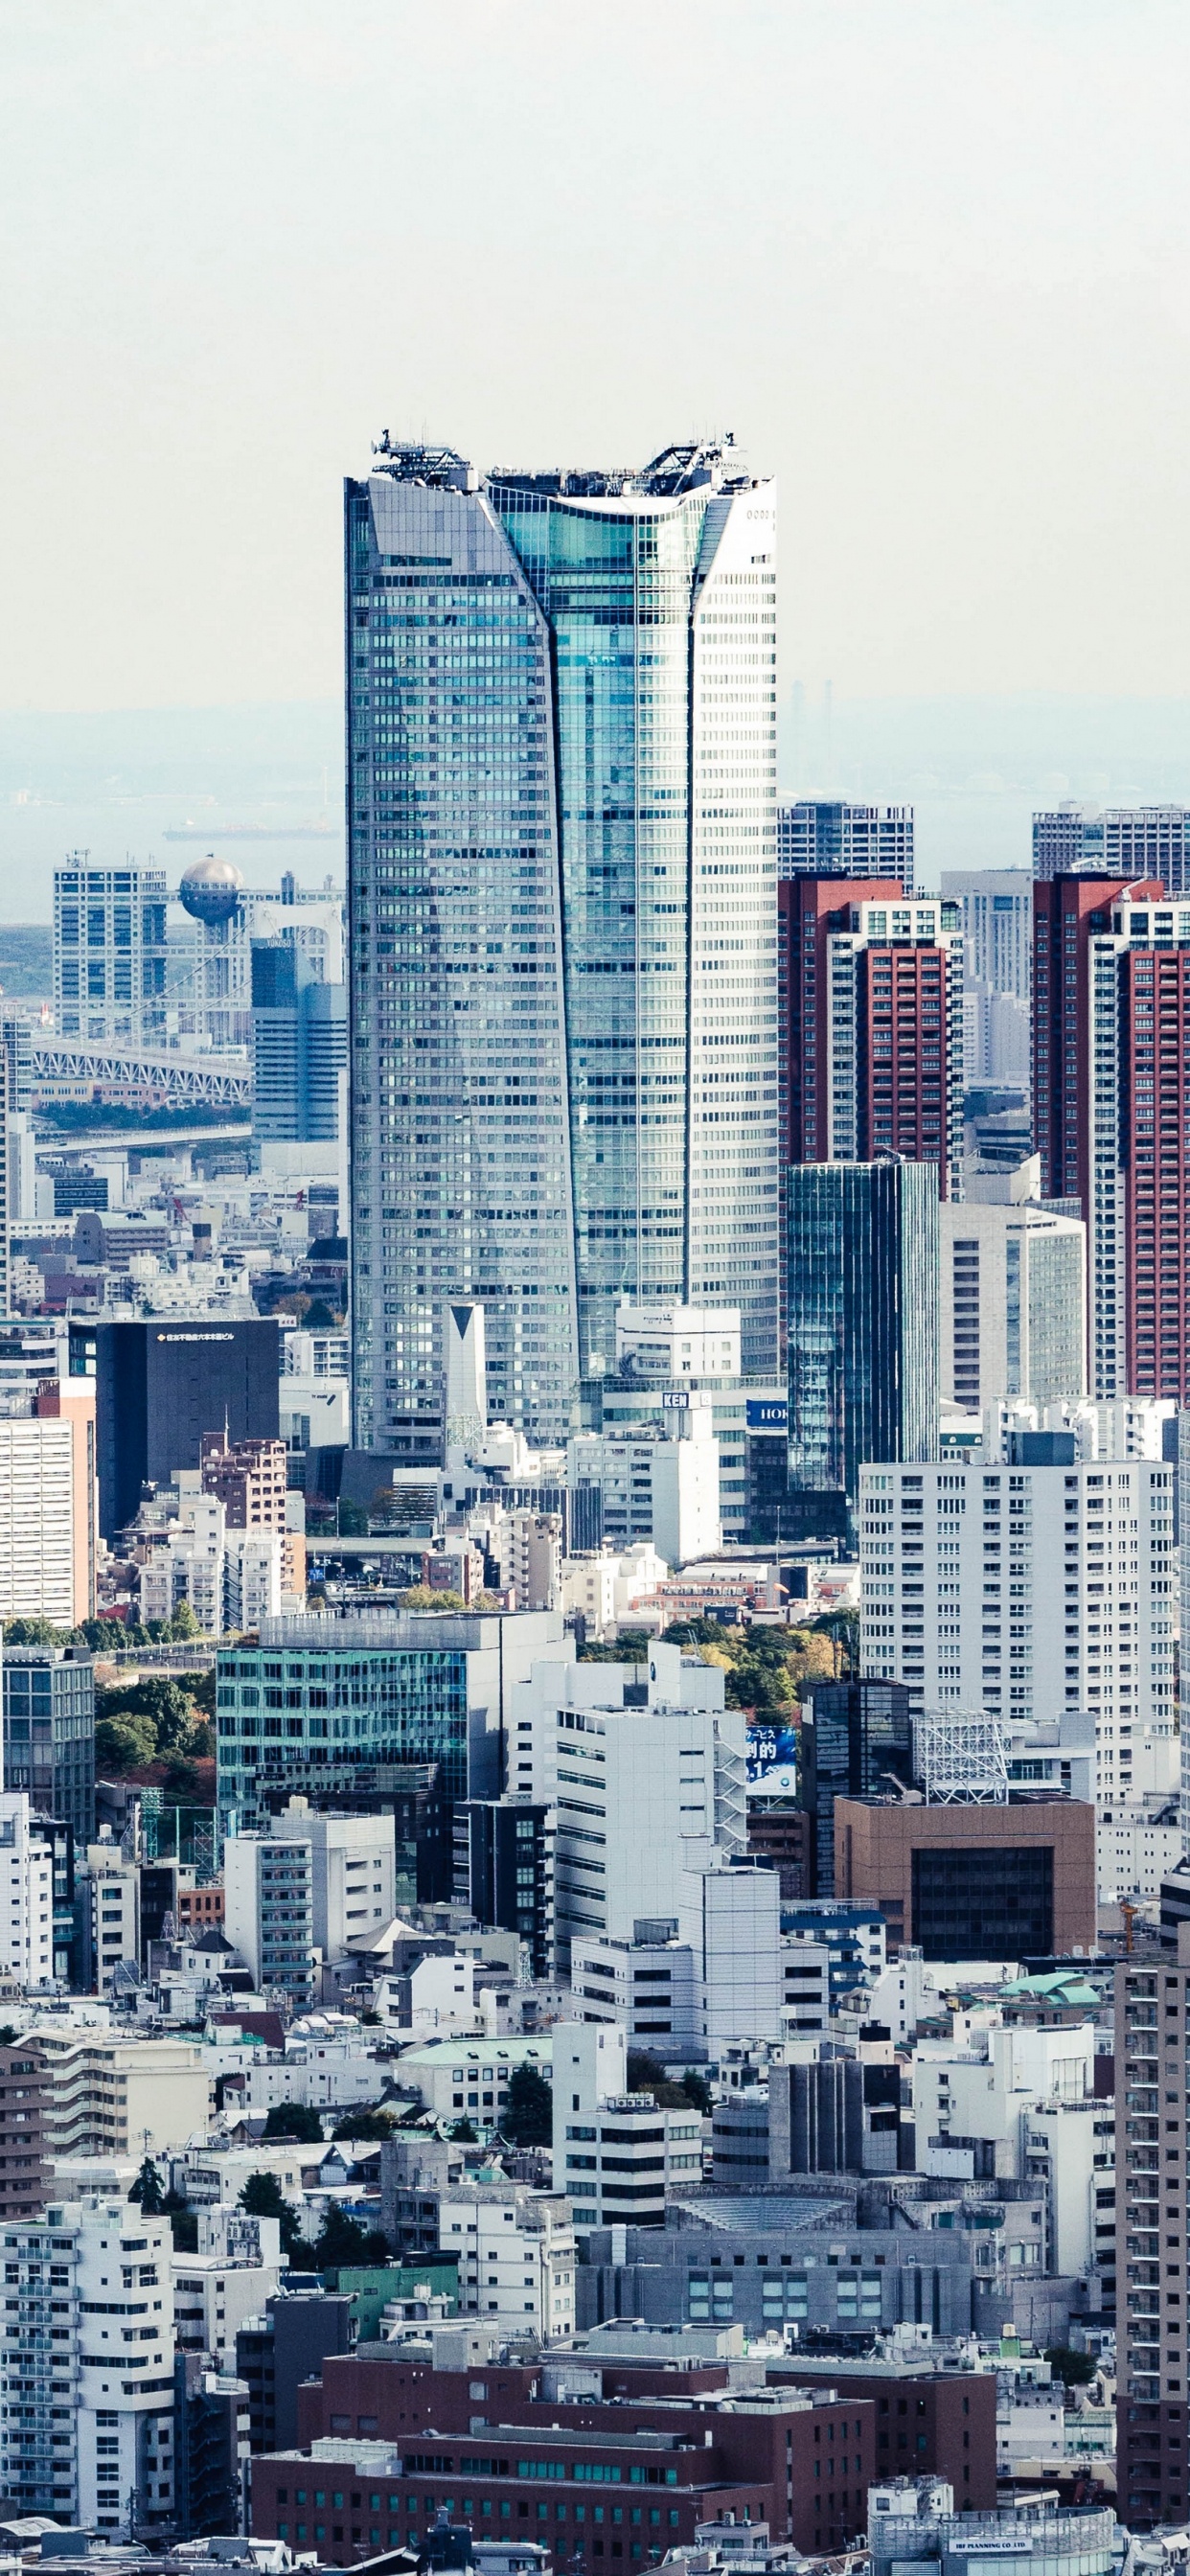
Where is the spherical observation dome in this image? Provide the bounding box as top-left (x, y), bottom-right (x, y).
top-left (178, 854), bottom-right (245, 924)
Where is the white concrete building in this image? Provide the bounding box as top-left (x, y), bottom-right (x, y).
top-left (0, 1795), bottom-right (54, 1989)
top-left (436, 2182), bottom-right (575, 2336)
top-left (0, 2194), bottom-right (175, 2537)
top-left (371, 1950), bottom-right (477, 2036)
top-left (494, 1511), bottom-right (562, 1614)
top-left (567, 1403), bottom-right (721, 1570)
top-left (509, 1642), bottom-right (746, 1966)
top-left (80, 1842), bottom-right (140, 1990)
top-left (388, 2034), bottom-right (552, 2135)
top-left (234, 2024), bottom-right (390, 2115)
top-left (34, 2030), bottom-right (211, 2165)
top-left (140, 1494), bottom-right (286, 1635)
top-left (779, 1940), bottom-right (831, 2035)
top-left (172, 2216), bottom-right (281, 2365)
top-left (859, 1458), bottom-right (1177, 1813)
top-left (678, 1855), bottom-right (782, 2047)
top-left (614, 1302), bottom-right (741, 1383)
top-left (1097, 1798), bottom-right (1182, 1898)
top-left (941, 869), bottom-right (1033, 1087)
top-left (557, 1546), bottom-right (668, 1641)
top-left (224, 1833), bottom-right (316, 2008)
top-left (940, 1198), bottom-right (1087, 1412)
top-left (223, 1529), bottom-right (286, 1630)
top-left (264, 1801), bottom-right (397, 1961)
top-left (0, 1414), bottom-right (83, 1629)
top-left (570, 1931), bottom-right (700, 2050)
top-left (981, 1395), bottom-right (1176, 1463)
top-left (550, 2020), bottom-right (703, 2238)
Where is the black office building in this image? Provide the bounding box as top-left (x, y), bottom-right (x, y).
top-left (802, 1679), bottom-right (913, 1896)
top-left (452, 1799), bottom-right (554, 1977)
top-left (68, 1318), bottom-right (280, 1540)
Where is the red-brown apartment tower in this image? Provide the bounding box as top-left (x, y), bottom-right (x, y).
top-left (1033, 875), bottom-right (1190, 1398)
top-left (778, 879), bottom-right (964, 1193)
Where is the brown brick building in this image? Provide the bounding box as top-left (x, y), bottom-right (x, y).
top-left (834, 1793), bottom-right (1096, 1960)
top-left (248, 2346), bottom-right (878, 2562)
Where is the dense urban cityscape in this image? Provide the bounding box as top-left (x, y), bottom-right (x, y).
top-left (0, 420), bottom-right (1184, 2576)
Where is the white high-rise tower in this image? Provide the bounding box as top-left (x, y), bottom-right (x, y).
top-left (345, 438), bottom-right (779, 1459)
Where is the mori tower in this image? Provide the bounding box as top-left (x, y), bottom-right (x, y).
top-left (346, 438), bottom-right (779, 1458)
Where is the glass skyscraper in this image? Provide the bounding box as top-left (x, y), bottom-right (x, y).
top-left (787, 1158), bottom-right (939, 1520)
top-left (345, 438), bottom-right (778, 1459)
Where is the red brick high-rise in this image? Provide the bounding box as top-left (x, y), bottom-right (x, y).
top-left (778, 879), bottom-right (964, 1194)
top-left (1033, 875), bottom-right (1190, 1397)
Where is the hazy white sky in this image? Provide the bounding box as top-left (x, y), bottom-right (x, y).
top-left (5, 0), bottom-right (1190, 712)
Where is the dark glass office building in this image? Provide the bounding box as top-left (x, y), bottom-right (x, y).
top-left (452, 1799), bottom-right (553, 1977)
top-left (802, 1678), bottom-right (913, 1896)
top-left (2, 1648), bottom-right (96, 1852)
top-left (787, 1158), bottom-right (939, 1533)
top-left (68, 1318), bottom-right (281, 1541)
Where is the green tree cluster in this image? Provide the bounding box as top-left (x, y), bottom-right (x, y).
top-left (500, 2063), bottom-right (553, 2146)
top-left (263, 2101), bottom-right (325, 2143)
top-left (94, 1672), bottom-right (215, 1778)
top-left (628, 2050), bottom-right (710, 2112)
top-left (237, 2173), bottom-right (388, 2269)
top-left (5, 1611), bottom-right (209, 1652)
top-left (331, 2105), bottom-right (398, 2141)
top-left (627, 2051), bottom-right (712, 2116)
top-left (657, 1613), bottom-right (858, 1709)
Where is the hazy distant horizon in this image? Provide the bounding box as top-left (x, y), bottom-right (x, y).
top-left (4, 687), bottom-right (1190, 920)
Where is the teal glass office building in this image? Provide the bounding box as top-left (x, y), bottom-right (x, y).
top-left (216, 1634), bottom-right (471, 1833)
top-left (214, 1608), bottom-right (559, 1837)
top-left (787, 1159), bottom-right (939, 1519)
top-left (345, 438), bottom-right (779, 1459)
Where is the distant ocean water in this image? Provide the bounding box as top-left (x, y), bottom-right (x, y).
top-left (4, 689), bottom-right (1190, 921)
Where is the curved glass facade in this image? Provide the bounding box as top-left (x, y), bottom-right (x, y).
top-left (346, 443), bottom-right (778, 1459)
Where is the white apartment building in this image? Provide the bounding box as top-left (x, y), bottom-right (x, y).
top-left (172, 2205), bottom-right (281, 2365)
top-left (32, 2030), bottom-right (211, 2164)
top-left (140, 1494), bottom-right (286, 1635)
top-left (557, 1545), bottom-right (668, 1641)
top-left (981, 1395), bottom-right (1176, 1462)
top-left (436, 2182), bottom-right (575, 2337)
top-left (494, 1511), bottom-right (562, 1614)
top-left (859, 1459), bottom-right (1177, 1813)
top-left (0, 1795), bottom-right (54, 1989)
top-left (940, 870), bottom-right (1032, 1087)
top-left (1097, 1800), bottom-right (1182, 1899)
top-left (1177, 1408), bottom-right (1190, 1849)
top-left (510, 1642), bottom-right (746, 1966)
top-left (0, 1414), bottom-right (82, 1628)
top-left (780, 1940), bottom-right (831, 2035)
top-left (224, 1833), bottom-right (316, 2007)
top-left (238, 2043), bottom-right (388, 2116)
top-left (0, 2195), bottom-right (174, 2536)
top-left (551, 2020), bottom-right (702, 2238)
top-left (80, 1843), bottom-right (140, 1990)
top-left (940, 1199), bottom-right (1087, 1412)
top-left (265, 1801), bottom-right (397, 1960)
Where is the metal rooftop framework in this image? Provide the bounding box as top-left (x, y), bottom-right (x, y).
top-left (915, 1707), bottom-right (1009, 1805)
